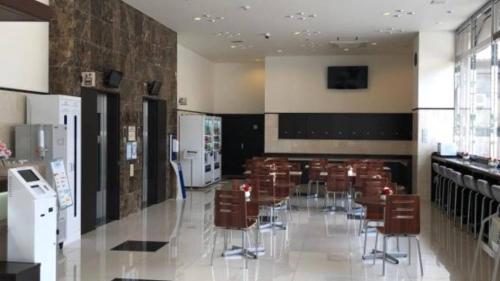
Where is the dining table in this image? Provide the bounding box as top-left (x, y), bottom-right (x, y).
top-left (354, 196), bottom-right (407, 264)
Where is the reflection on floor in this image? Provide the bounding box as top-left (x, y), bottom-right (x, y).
top-left (57, 183), bottom-right (496, 281)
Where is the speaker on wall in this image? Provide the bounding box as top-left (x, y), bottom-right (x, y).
top-left (104, 70), bottom-right (123, 88)
top-left (147, 80), bottom-right (162, 96)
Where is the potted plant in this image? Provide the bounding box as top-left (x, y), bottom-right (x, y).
top-left (488, 157), bottom-right (499, 168)
top-left (0, 141), bottom-right (12, 166)
top-left (462, 152), bottom-right (470, 161)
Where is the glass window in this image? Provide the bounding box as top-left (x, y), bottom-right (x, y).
top-left (471, 45), bottom-right (493, 157)
top-left (474, 8), bottom-right (492, 47)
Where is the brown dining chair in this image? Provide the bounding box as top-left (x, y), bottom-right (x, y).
top-left (211, 189), bottom-right (259, 269)
top-left (375, 195), bottom-right (423, 276)
top-left (324, 166), bottom-right (349, 211)
top-left (308, 163), bottom-right (326, 197)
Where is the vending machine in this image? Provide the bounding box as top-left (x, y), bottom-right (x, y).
top-left (212, 116), bottom-right (222, 182)
top-left (26, 95), bottom-right (81, 244)
top-left (179, 115), bottom-right (214, 187)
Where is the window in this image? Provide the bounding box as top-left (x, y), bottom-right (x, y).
top-left (454, 1), bottom-right (500, 158)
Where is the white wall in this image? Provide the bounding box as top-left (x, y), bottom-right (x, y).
top-left (417, 32), bottom-right (455, 108)
top-left (412, 32), bottom-right (455, 201)
top-left (177, 44), bottom-right (214, 113)
top-left (265, 54), bottom-right (413, 113)
top-left (265, 54), bottom-right (414, 155)
top-left (0, 23), bottom-right (49, 92)
top-left (214, 62), bottom-right (265, 114)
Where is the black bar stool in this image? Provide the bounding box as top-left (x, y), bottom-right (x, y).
top-left (432, 163), bottom-right (442, 206)
top-left (463, 175), bottom-right (479, 232)
top-left (476, 179), bottom-right (495, 239)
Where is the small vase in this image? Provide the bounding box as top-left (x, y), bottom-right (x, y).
top-left (245, 191), bottom-right (251, 199)
top-left (380, 195), bottom-right (387, 201)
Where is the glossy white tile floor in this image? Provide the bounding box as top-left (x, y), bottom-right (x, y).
top-left (57, 184), bottom-right (497, 281)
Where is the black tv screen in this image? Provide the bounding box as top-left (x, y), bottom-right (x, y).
top-left (327, 66), bottom-right (368, 89)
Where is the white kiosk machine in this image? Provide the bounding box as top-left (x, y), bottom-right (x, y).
top-left (8, 167), bottom-right (57, 281)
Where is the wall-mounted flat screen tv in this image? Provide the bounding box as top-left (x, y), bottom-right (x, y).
top-left (327, 66), bottom-right (368, 89)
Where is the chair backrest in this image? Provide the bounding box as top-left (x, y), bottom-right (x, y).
top-left (308, 165), bottom-right (324, 181)
top-left (310, 158), bottom-right (328, 167)
top-left (384, 195), bottom-right (420, 235)
top-left (477, 179), bottom-right (492, 198)
top-left (326, 169), bottom-right (349, 192)
top-left (214, 189), bottom-right (251, 229)
top-left (491, 185), bottom-right (500, 202)
top-left (361, 179), bottom-right (386, 196)
top-left (451, 170), bottom-right (463, 186)
top-left (463, 175), bottom-right (476, 191)
top-left (432, 163), bottom-right (440, 174)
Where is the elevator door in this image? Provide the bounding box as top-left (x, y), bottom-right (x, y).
top-left (142, 98), bottom-right (167, 207)
top-left (96, 94), bottom-right (107, 226)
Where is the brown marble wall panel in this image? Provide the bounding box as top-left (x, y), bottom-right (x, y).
top-left (49, 0), bottom-right (177, 218)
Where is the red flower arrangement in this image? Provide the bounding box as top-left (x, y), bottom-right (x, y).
top-left (381, 186), bottom-right (394, 196)
top-left (240, 183), bottom-right (252, 193)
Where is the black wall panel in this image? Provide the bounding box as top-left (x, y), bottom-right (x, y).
top-left (278, 113), bottom-right (412, 140)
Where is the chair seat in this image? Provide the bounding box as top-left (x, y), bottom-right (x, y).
top-left (258, 196), bottom-right (287, 205)
top-left (376, 226), bottom-right (418, 236)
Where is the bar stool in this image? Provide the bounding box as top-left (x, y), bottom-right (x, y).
top-left (444, 167), bottom-right (456, 216)
top-left (432, 163), bottom-right (442, 206)
top-left (450, 170), bottom-right (465, 226)
top-left (491, 185), bottom-right (500, 215)
top-left (463, 175), bottom-right (480, 232)
top-left (476, 180), bottom-right (495, 239)
top-left (438, 165), bottom-right (450, 211)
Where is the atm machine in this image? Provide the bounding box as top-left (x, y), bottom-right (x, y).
top-left (8, 166), bottom-right (57, 281)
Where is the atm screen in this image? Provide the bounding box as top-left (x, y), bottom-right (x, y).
top-left (18, 169), bottom-right (40, 183)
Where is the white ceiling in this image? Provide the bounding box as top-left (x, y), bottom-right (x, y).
top-left (124, 0), bottom-right (487, 62)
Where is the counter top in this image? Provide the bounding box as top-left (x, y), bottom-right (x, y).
top-left (431, 155), bottom-right (500, 180)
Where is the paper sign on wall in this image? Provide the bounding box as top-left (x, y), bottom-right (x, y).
top-left (50, 159), bottom-right (73, 209)
top-left (128, 126), bottom-right (136, 141)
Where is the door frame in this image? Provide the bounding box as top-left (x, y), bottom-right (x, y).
top-left (142, 96), bottom-right (167, 206)
top-left (81, 87), bottom-right (120, 233)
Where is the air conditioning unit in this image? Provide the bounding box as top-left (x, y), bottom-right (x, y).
top-left (330, 37), bottom-right (369, 50)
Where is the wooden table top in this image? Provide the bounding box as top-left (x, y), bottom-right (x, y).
top-left (354, 196), bottom-right (386, 207)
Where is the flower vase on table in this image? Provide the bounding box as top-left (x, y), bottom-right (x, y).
top-left (240, 183), bottom-right (253, 201)
top-left (488, 158), bottom-right (499, 169)
top-left (380, 186), bottom-right (394, 201)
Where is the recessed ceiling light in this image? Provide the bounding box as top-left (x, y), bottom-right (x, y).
top-left (286, 12), bottom-right (318, 21)
top-left (383, 12), bottom-right (391, 16)
top-left (447, 10), bottom-right (453, 14)
top-left (230, 45), bottom-right (237, 49)
top-left (241, 5), bottom-right (251, 11)
top-left (193, 17), bottom-right (202, 21)
top-left (293, 31), bottom-right (302, 35)
top-left (276, 49), bottom-right (283, 53)
top-left (371, 42), bottom-right (377, 46)
top-left (393, 14), bottom-right (402, 18)
top-left (407, 11), bottom-right (416, 15)
top-left (431, 0), bottom-right (446, 4)
top-left (203, 14), bottom-right (211, 18)
top-left (344, 48), bottom-right (350, 52)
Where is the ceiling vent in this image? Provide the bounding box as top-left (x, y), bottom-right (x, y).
top-left (430, 0), bottom-right (447, 4)
top-left (329, 37), bottom-right (368, 50)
